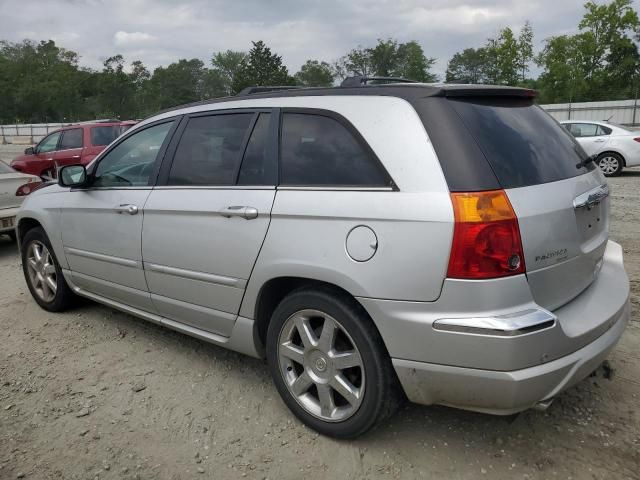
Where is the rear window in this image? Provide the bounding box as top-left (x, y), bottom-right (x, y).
top-left (448, 98), bottom-right (594, 189)
top-left (0, 161), bottom-right (14, 174)
top-left (91, 126), bottom-right (124, 146)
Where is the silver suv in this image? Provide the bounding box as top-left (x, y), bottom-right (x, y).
top-left (16, 82), bottom-right (630, 438)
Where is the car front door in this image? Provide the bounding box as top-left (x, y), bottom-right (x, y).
top-left (32, 131), bottom-right (62, 177)
top-left (141, 110), bottom-right (277, 336)
top-left (60, 119), bottom-right (178, 311)
top-left (54, 127), bottom-right (85, 172)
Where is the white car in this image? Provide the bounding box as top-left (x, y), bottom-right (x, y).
top-left (0, 161), bottom-right (41, 240)
top-left (561, 120), bottom-right (640, 176)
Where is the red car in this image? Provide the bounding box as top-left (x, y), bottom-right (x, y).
top-left (10, 120), bottom-right (137, 178)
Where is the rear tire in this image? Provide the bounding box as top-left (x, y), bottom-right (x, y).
top-left (266, 287), bottom-right (402, 439)
top-left (21, 227), bottom-right (76, 312)
top-left (596, 152), bottom-right (623, 176)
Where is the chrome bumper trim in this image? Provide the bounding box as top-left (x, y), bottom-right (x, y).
top-left (433, 308), bottom-right (556, 337)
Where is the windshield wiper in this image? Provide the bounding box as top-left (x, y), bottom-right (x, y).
top-left (576, 154), bottom-right (597, 169)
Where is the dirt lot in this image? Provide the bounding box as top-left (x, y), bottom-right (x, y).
top-left (1, 157), bottom-right (639, 479)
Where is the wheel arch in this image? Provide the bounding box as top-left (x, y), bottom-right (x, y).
top-left (250, 276), bottom-right (385, 358)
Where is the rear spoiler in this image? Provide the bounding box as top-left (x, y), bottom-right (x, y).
top-left (434, 85), bottom-right (537, 98)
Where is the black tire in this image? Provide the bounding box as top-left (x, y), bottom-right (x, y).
top-left (266, 287), bottom-right (403, 439)
top-left (596, 152), bottom-right (624, 177)
top-left (21, 226), bottom-right (76, 312)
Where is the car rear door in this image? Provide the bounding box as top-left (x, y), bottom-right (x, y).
top-left (141, 110), bottom-right (277, 337)
top-left (60, 119), bottom-right (178, 311)
top-left (441, 98), bottom-right (608, 311)
top-left (567, 122), bottom-right (610, 156)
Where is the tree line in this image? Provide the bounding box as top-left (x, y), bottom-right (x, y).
top-left (0, 0), bottom-right (638, 123)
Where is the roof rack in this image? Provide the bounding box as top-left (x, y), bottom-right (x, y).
top-left (340, 76), bottom-right (419, 87)
top-left (237, 86), bottom-right (303, 96)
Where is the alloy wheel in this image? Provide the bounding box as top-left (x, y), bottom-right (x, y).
top-left (25, 240), bottom-right (57, 303)
top-left (277, 309), bottom-right (365, 422)
top-left (598, 156), bottom-right (619, 176)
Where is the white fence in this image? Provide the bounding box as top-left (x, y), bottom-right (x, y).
top-left (540, 99), bottom-right (639, 126)
top-left (2, 99), bottom-right (639, 144)
top-left (0, 123), bottom-right (71, 145)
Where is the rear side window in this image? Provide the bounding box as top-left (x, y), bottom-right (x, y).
top-left (280, 113), bottom-right (390, 187)
top-left (238, 113), bottom-right (276, 185)
top-left (448, 98), bottom-right (594, 189)
top-left (168, 114), bottom-right (254, 186)
top-left (59, 128), bottom-right (83, 149)
top-left (91, 126), bottom-right (122, 146)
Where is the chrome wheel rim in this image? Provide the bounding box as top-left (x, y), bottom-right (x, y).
top-left (598, 156), bottom-right (619, 175)
top-left (26, 241), bottom-right (57, 303)
top-left (277, 309), bottom-right (365, 422)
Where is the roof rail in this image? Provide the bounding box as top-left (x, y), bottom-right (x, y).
top-left (237, 86), bottom-right (303, 96)
top-left (340, 76), bottom-right (419, 87)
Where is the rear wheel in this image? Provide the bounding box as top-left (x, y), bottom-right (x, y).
top-left (266, 287), bottom-right (402, 438)
top-left (21, 227), bottom-right (76, 312)
top-left (596, 152), bottom-right (623, 176)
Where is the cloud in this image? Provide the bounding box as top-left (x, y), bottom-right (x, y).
top-left (113, 31), bottom-right (157, 46)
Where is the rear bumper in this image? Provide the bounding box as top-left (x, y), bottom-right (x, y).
top-left (358, 240), bottom-right (630, 414)
top-left (0, 207), bottom-right (19, 233)
top-left (393, 299), bottom-right (628, 414)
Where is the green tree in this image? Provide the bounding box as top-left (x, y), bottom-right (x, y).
top-left (147, 58), bottom-right (209, 110)
top-left (294, 60), bottom-right (335, 86)
top-left (210, 50), bottom-right (246, 95)
top-left (485, 27), bottom-right (520, 85)
top-left (395, 41), bottom-right (437, 82)
top-left (517, 21), bottom-right (534, 82)
top-left (97, 55), bottom-right (136, 118)
top-left (231, 41), bottom-right (294, 93)
top-left (445, 47), bottom-right (488, 83)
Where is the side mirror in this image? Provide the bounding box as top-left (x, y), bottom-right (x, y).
top-left (24, 147), bottom-right (34, 155)
top-left (59, 165), bottom-right (88, 188)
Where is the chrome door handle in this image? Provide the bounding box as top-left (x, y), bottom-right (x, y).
top-left (114, 204), bottom-right (139, 215)
top-left (219, 206), bottom-right (259, 220)
top-left (72, 155), bottom-right (81, 159)
top-left (46, 158), bottom-right (53, 161)
top-left (594, 138), bottom-right (606, 143)
top-left (573, 184), bottom-right (609, 210)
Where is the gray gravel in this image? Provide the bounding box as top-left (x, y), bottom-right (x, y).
top-left (1, 150), bottom-right (639, 478)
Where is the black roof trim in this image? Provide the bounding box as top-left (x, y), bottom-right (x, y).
top-left (237, 86), bottom-right (303, 96)
top-left (157, 83), bottom-right (538, 116)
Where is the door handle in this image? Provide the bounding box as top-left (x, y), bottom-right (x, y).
top-left (594, 138), bottom-right (606, 143)
top-left (114, 204), bottom-right (139, 215)
top-left (219, 205), bottom-right (259, 220)
top-left (72, 155), bottom-right (81, 159)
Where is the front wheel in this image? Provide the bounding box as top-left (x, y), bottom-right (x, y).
top-left (266, 288), bottom-right (402, 439)
top-left (597, 152), bottom-right (624, 176)
top-left (21, 227), bottom-right (76, 312)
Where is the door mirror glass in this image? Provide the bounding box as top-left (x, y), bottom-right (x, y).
top-left (24, 147), bottom-right (34, 155)
top-left (59, 165), bottom-right (87, 187)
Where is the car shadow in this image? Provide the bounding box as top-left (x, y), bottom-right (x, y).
top-left (621, 168), bottom-right (640, 177)
top-left (0, 234), bottom-right (19, 261)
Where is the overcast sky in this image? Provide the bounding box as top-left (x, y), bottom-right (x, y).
top-left (1, 0), bottom-right (638, 78)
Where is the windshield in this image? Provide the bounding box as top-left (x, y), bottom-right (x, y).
top-left (0, 161), bottom-right (15, 174)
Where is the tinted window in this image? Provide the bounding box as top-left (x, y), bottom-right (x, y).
top-left (59, 128), bottom-right (83, 149)
top-left (238, 113), bottom-right (275, 185)
top-left (91, 126), bottom-right (122, 146)
top-left (168, 114), bottom-right (254, 186)
top-left (448, 98), bottom-right (593, 189)
top-left (94, 121), bottom-right (174, 187)
top-left (280, 113), bottom-right (389, 186)
top-left (568, 123), bottom-right (599, 137)
top-left (598, 125), bottom-right (612, 135)
top-left (37, 132), bottom-right (61, 153)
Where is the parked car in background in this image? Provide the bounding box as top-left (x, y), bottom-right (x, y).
top-left (16, 81), bottom-right (629, 438)
top-left (10, 119), bottom-right (136, 179)
top-left (0, 161), bottom-right (41, 240)
top-left (561, 120), bottom-right (640, 176)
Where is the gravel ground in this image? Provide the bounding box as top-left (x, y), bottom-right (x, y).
top-left (1, 154), bottom-right (639, 479)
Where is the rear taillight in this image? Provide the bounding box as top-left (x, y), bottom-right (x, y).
top-left (16, 179), bottom-right (43, 197)
top-left (447, 190), bottom-right (525, 279)
top-left (633, 137), bottom-right (640, 143)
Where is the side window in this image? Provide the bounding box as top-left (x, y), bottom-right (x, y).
top-left (91, 126), bottom-right (121, 146)
top-left (168, 113), bottom-right (254, 186)
top-left (280, 113), bottom-right (390, 186)
top-left (59, 128), bottom-right (84, 149)
top-left (572, 123), bottom-right (599, 137)
top-left (597, 125), bottom-right (612, 135)
top-left (37, 132), bottom-right (61, 154)
top-left (238, 113), bottom-right (275, 185)
top-left (93, 121), bottom-right (174, 188)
